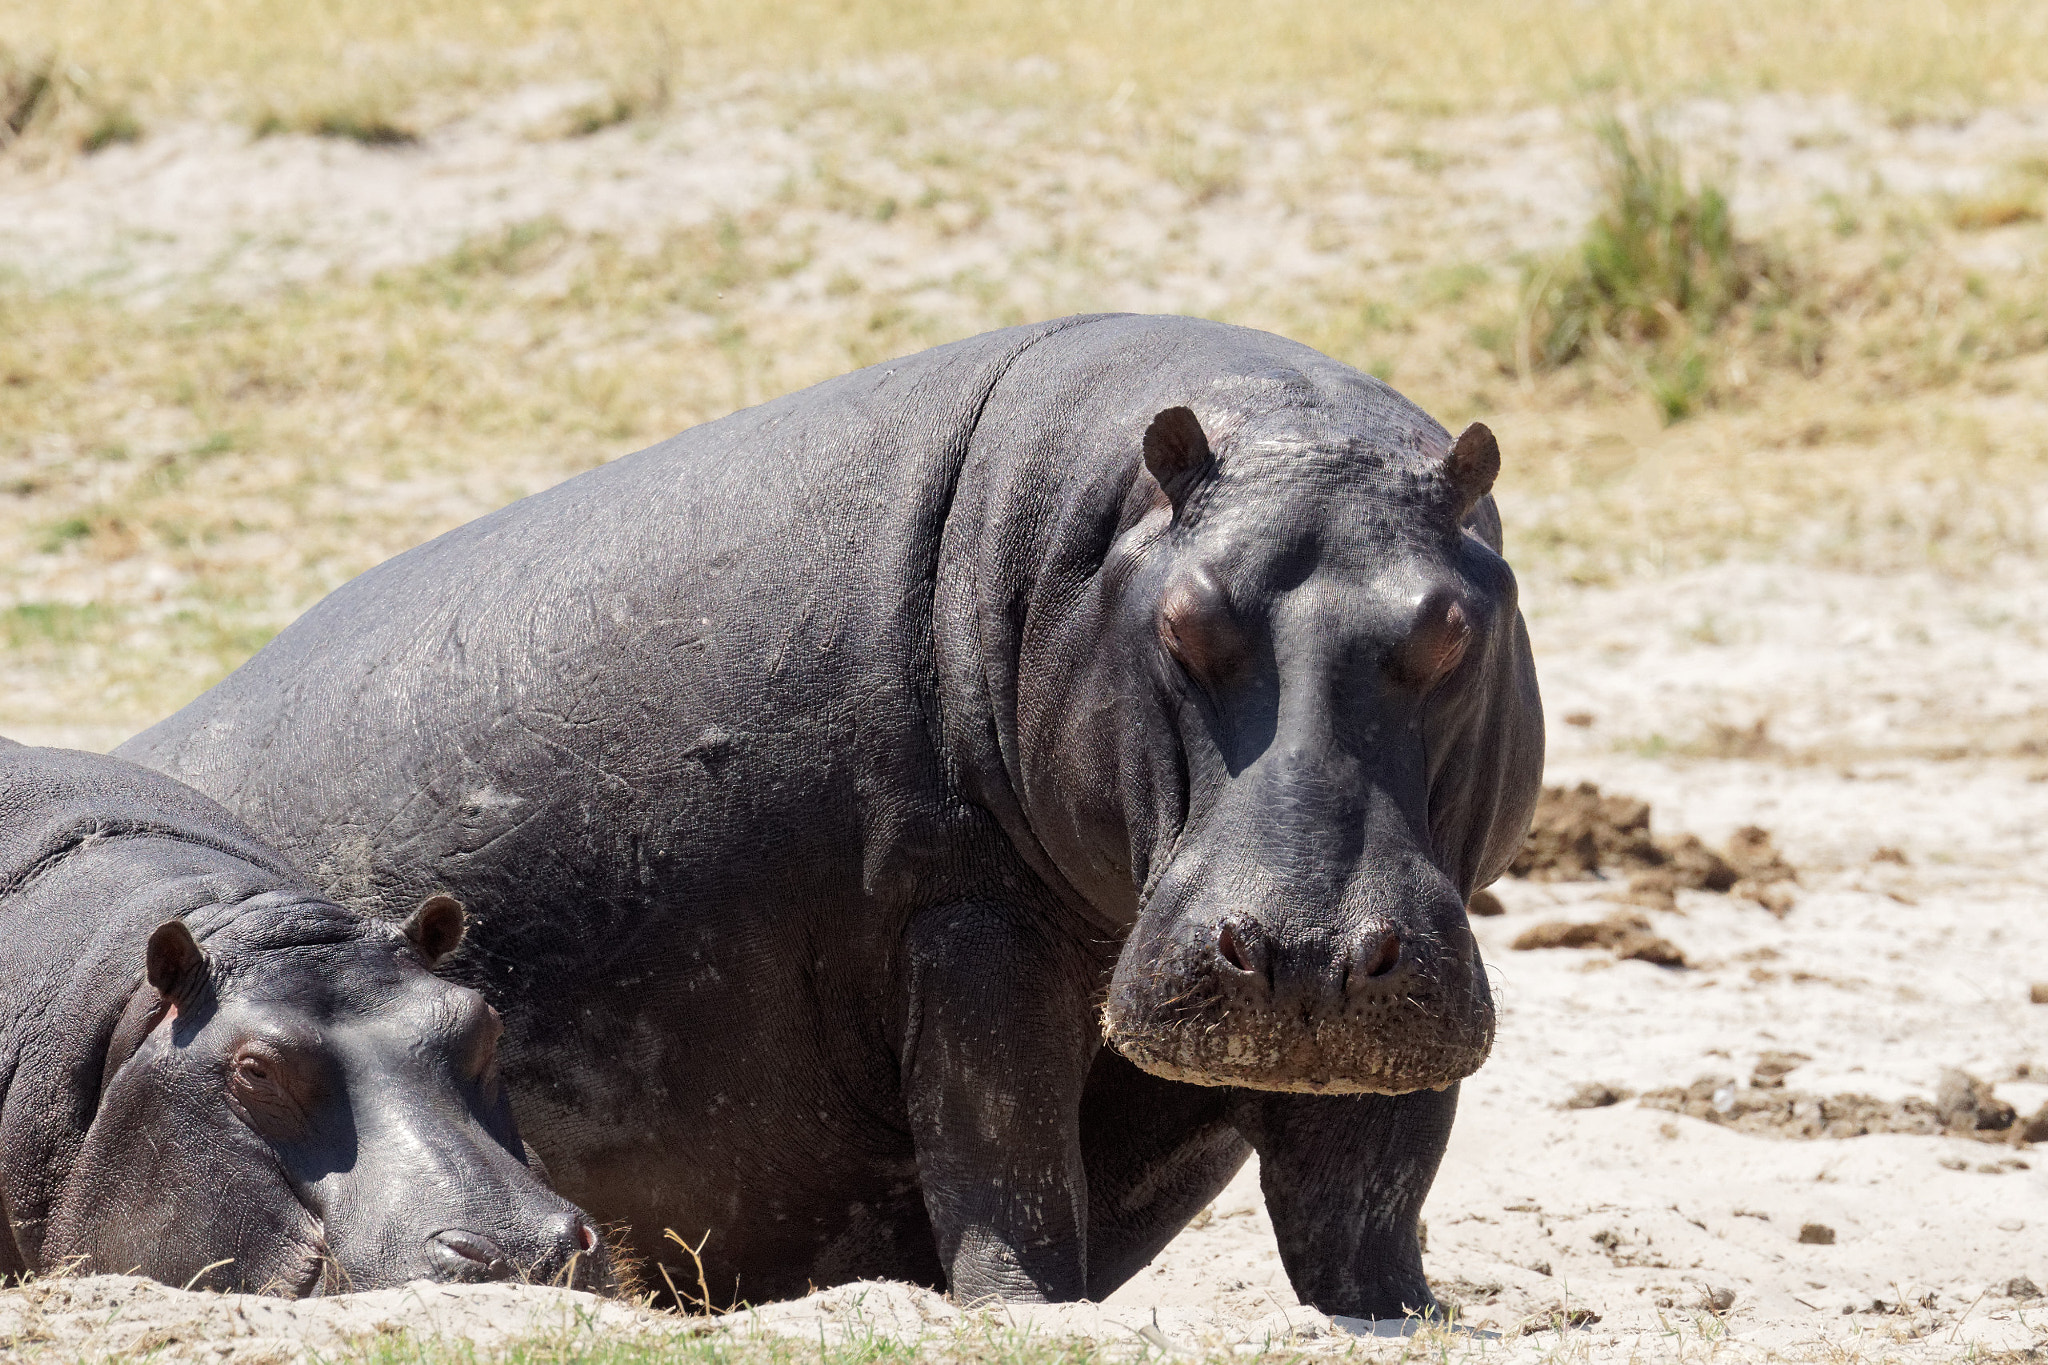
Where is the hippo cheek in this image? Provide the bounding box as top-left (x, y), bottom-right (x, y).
top-left (47, 1065), bottom-right (328, 1294)
top-left (1101, 901), bottom-right (1496, 1095)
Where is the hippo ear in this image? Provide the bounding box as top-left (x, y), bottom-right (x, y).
top-left (1143, 406), bottom-right (1214, 510)
top-left (1446, 422), bottom-right (1501, 519)
top-left (402, 894), bottom-right (467, 966)
top-left (145, 920), bottom-right (208, 1001)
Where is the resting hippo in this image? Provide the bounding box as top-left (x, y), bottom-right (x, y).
top-left (123, 314), bottom-right (1543, 1316)
top-left (0, 740), bottom-right (612, 1294)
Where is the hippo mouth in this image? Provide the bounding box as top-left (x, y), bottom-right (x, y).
top-left (1104, 1005), bottom-right (1493, 1094)
top-left (1101, 911), bottom-right (1496, 1094)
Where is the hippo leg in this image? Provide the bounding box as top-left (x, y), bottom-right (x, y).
top-left (901, 901), bottom-right (1100, 1305)
top-left (1227, 1084), bottom-right (1457, 1320)
top-left (1077, 1049), bottom-right (1249, 1300)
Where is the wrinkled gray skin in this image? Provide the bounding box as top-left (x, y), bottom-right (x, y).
top-left (0, 741), bottom-right (612, 1295)
top-left (123, 315), bottom-right (1544, 1317)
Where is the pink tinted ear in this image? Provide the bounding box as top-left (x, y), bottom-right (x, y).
top-left (402, 894), bottom-right (466, 965)
top-left (146, 920), bottom-right (207, 1000)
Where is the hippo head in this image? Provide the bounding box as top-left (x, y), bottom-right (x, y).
top-left (1023, 382), bottom-right (1542, 1096)
top-left (46, 895), bottom-right (614, 1295)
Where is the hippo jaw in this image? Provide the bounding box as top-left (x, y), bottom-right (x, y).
top-left (1102, 893), bottom-right (1496, 1095)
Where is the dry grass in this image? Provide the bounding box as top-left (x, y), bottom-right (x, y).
top-left (3, 3), bottom-right (2048, 740)
top-left (10, 0), bottom-right (2048, 137)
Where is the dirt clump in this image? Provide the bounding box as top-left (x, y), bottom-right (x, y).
top-left (1938, 1069), bottom-right (2018, 1133)
top-left (1467, 888), bottom-right (1506, 917)
top-left (1640, 1076), bottom-right (1943, 1138)
top-left (1508, 783), bottom-right (1797, 912)
top-left (1751, 1050), bottom-right (1811, 1088)
top-left (1642, 1070), bottom-right (2047, 1144)
top-left (1564, 1081), bottom-right (1634, 1109)
top-left (1798, 1222), bottom-right (1837, 1245)
top-left (1512, 912), bottom-right (1687, 966)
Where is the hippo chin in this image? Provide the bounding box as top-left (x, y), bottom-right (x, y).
top-left (0, 742), bottom-right (613, 1296)
top-left (123, 315), bottom-right (1542, 1318)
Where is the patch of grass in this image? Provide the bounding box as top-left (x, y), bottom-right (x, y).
top-left (15, 0), bottom-right (2048, 135)
top-left (1504, 108), bottom-right (1830, 423)
top-left (36, 515), bottom-right (91, 553)
top-left (0, 42), bottom-right (139, 161)
top-left (79, 102), bottom-right (139, 151)
top-left (325, 1312), bottom-right (1378, 1365)
top-left (534, 71), bottom-right (673, 141)
top-left (1, 601), bottom-right (113, 649)
top-left (254, 94), bottom-right (420, 146)
top-left (1952, 196), bottom-right (2043, 230)
top-left (1511, 110), bottom-right (1776, 420)
top-left (6, 57), bottom-right (2048, 733)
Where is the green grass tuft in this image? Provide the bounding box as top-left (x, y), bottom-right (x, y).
top-left (1512, 109), bottom-right (1793, 421)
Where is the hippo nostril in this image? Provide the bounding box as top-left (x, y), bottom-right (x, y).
top-left (575, 1220), bottom-right (600, 1254)
top-left (1360, 931), bottom-right (1402, 980)
top-left (428, 1229), bottom-right (512, 1282)
top-left (1217, 922), bottom-right (1251, 973)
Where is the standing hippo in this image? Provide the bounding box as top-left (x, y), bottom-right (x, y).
top-left (0, 740), bottom-right (612, 1295)
top-left (123, 314), bottom-right (1543, 1317)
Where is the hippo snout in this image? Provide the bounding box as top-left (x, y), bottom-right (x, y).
top-left (1106, 897), bottom-right (1494, 1096)
top-left (426, 1214), bottom-right (611, 1289)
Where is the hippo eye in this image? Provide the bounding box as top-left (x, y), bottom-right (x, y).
top-left (228, 1045), bottom-right (312, 1141)
top-left (1158, 571), bottom-right (1249, 687)
top-left (1392, 595), bottom-right (1473, 690)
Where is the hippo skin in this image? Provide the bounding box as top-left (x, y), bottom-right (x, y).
top-left (0, 740), bottom-right (611, 1294)
top-left (123, 315), bottom-right (1544, 1316)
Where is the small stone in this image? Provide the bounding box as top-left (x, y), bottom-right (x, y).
top-left (1937, 1070), bottom-right (2017, 1132)
top-left (1467, 889), bottom-right (1506, 917)
top-left (1563, 711), bottom-right (1596, 728)
top-left (1617, 869), bottom-right (1678, 912)
top-left (1733, 879), bottom-right (1797, 917)
top-left (1871, 846), bottom-right (1909, 865)
top-left (1701, 1287), bottom-right (1737, 1313)
top-left (2005, 1277), bottom-right (2042, 1300)
top-left (1660, 834), bottom-right (1739, 892)
top-left (1564, 1081), bottom-right (1632, 1109)
top-left (1941, 1156), bottom-right (1970, 1171)
top-left (2031, 983), bottom-right (2048, 1006)
top-left (1724, 825), bottom-right (1797, 884)
top-left (1798, 1223), bottom-right (1836, 1245)
top-left (1751, 1051), bottom-right (1811, 1089)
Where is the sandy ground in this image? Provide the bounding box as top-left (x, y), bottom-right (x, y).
top-left (4, 79), bottom-right (2045, 310)
top-left (5, 558), bottom-right (2041, 1364)
top-left (3, 78), bottom-right (2047, 1364)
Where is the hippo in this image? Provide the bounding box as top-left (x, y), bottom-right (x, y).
top-left (122, 314), bottom-right (1543, 1317)
top-left (0, 740), bottom-right (613, 1295)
